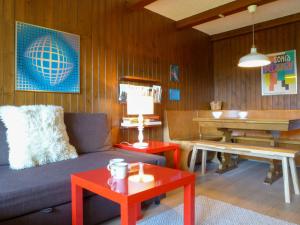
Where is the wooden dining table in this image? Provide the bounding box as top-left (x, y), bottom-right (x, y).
top-left (193, 115), bottom-right (300, 184)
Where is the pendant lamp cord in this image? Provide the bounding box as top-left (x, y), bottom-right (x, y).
top-left (252, 12), bottom-right (255, 48)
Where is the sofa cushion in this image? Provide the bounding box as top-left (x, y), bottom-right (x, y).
top-left (0, 105), bottom-right (78, 170)
top-left (64, 113), bottom-right (112, 154)
top-left (0, 149), bottom-right (165, 221)
top-left (0, 112), bottom-right (112, 166)
top-left (0, 120), bottom-right (9, 166)
top-left (0, 194), bottom-right (120, 225)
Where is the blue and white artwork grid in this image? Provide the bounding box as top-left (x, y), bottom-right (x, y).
top-left (16, 22), bottom-right (80, 93)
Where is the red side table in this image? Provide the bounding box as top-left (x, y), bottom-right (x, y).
top-left (114, 141), bottom-right (180, 169)
top-left (71, 164), bottom-right (195, 225)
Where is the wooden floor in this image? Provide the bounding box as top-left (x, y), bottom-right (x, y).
top-left (103, 160), bottom-right (300, 225)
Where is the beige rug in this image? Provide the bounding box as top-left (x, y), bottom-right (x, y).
top-left (137, 195), bottom-right (297, 225)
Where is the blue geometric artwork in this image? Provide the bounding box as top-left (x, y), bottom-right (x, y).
top-left (16, 21), bottom-right (80, 93)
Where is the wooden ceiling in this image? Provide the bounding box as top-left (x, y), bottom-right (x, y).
top-left (128, 0), bottom-right (300, 35)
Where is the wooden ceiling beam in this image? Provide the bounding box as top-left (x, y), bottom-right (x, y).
top-left (211, 12), bottom-right (300, 41)
top-left (127, 0), bottom-right (157, 10)
top-left (176, 0), bottom-right (278, 30)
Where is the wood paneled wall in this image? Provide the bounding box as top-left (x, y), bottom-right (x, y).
top-left (213, 21), bottom-right (300, 110)
top-left (0, 0), bottom-right (213, 143)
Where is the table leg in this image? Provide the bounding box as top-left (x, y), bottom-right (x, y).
top-left (216, 128), bottom-right (238, 174)
top-left (174, 146), bottom-right (180, 169)
top-left (264, 159), bottom-right (282, 184)
top-left (135, 203), bottom-right (142, 220)
top-left (72, 182), bottom-right (83, 225)
top-left (121, 203), bottom-right (136, 225)
top-left (184, 181), bottom-right (195, 225)
top-left (282, 157), bottom-right (291, 203)
top-left (264, 131), bottom-right (282, 184)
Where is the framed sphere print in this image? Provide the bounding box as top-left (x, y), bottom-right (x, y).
top-left (15, 21), bottom-right (80, 93)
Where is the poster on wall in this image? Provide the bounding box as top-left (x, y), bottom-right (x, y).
top-left (15, 21), bottom-right (80, 93)
top-left (261, 50), bottom-right (297, 96)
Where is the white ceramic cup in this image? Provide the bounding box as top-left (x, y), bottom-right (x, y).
top-left (238, 111), bottom-right (248, 119)
top-left (110, 162), bottom-right (129, 179)
top-left (212, 111), bottom-right (223, 119)
top-left (107, 158), bottom-right (125, 171)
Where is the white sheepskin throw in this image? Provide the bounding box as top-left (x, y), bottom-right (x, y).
top-left (0, 105), bottom-right (78, 170)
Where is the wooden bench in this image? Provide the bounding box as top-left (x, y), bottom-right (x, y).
top-left (190, 140), bottom-right (300, 203)
top-left (164, 110), bottom-right (222, 170)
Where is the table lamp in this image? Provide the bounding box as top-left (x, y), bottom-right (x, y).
top-left (127, 94), bottom-right (154, 148)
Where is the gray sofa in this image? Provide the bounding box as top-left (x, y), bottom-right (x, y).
top-left (0, 113), bottom-right (165, 225)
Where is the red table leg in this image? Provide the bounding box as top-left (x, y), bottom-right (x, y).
top-left (135, 203), bottom-right (142, 220)
top-left (121, 203), bottom-right (136, 225)
top-left (174, 147), bottom-right (180, 169)
top-left (184, 181), bottom-right (195, 225)
top-left (72, 182), bottom-right (83, 225)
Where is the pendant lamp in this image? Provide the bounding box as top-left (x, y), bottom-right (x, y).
top-left (238, 5), bottom-right (270, 68)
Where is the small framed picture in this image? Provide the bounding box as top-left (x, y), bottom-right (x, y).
top-left (169, 88), bottom-right (180, 101)
top-left (170, 64), bottom-right (179, 82)
top-left (152, 85), bottom-right (162, 103)
top-left (118, 84), bottom-right (162, 103)
top-left (118, 84), bottom-right (128, 103)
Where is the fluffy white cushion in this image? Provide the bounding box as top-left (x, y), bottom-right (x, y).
top-left (0, 105), bottom-right (78, 170)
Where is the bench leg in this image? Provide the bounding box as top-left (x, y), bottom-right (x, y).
top-left (282, 157), bottom-right (291, 203)
top-left (189, 146), bottom-right (198, 172)
top-left (289, 158), bottom-right (300, 195)
top-left (201, 150), bottom-right (207, 175)
top-left (180, 148), bottom-right (193, 171)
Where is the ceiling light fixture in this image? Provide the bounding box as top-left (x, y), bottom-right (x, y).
top-left (238, 5), bottom-right (270, 68)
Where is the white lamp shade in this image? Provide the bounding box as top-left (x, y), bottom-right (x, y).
top-left (238, 47), bottom-right (271, 68)
top-left (127, 94), bottom-right (154, 115)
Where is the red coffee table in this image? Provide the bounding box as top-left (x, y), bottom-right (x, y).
top-left (114, 141), bottom-right (180, 169)
top-left (71, 164), bottom-right (195, 225)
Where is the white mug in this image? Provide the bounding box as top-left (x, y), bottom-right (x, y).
top-left (212, 111), bottom-right (223, 119)
top-left (107, 158), bottom-right (125, 174)
top-left (238, 111), bottom-right (248, 119)
top-left (110, 162), bottom-right (129, 179)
